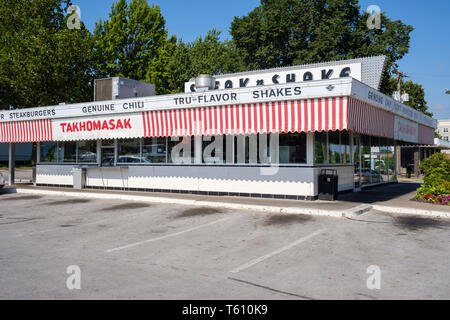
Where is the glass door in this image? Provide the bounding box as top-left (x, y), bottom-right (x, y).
top-left (100, 139), bottom-right (116, 167)
top-left (353, 135), bottom-right (361, 191)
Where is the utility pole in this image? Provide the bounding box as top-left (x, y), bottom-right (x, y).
top-left (393, 69), bottom-right (409, 92)
top-left (392, 69), bottom-right (409, 102)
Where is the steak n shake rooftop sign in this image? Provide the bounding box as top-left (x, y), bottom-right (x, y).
top-left (185, 63), bottom-right (361, 92)
top-left (185, 56), bottom-right (387, 93)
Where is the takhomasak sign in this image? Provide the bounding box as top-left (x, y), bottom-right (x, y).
top-left (52, 113), bottom-right (144, 141)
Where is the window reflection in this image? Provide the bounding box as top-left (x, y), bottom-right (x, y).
top-left (168, 136), bottom-right (194, 164)
top-left (354, 134), bottom-right (396, 187)
top-left (40, 142), bottom-right (57, 162)
top-left (142, 138), bottom-right (167, 163)
top-left (77, 141), bottom-right (97, 163)
top-left (314, 131), bottom-right (351, 165)
top-left (117, 139), bottom-right (142, 164)
top-left (279, 133), bottom-right (307, 164)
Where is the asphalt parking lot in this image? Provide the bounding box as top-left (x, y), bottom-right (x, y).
top-left (0, 191), bottom-right (449, 300)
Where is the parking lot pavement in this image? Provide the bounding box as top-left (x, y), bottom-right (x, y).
top-left (0, 191), bottom-right (449, 300)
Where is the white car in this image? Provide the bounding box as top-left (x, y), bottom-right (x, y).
top-left (0, 172), bottom-right (5, 189)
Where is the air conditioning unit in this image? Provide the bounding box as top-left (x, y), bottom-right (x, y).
top-left (94, 77), bottom-right (156, 101)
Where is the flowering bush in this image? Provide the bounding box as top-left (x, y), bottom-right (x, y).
top-left (422, 194), bottom-right (450, 206)
top-left (416, 153), bottom-right (450, 206)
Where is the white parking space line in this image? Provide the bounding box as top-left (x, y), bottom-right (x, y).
top-left (107, 217), bottom-right (232, 253)
top-left (229, 229), bottom-right (326, 274)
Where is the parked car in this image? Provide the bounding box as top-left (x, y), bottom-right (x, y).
top-left (0, 172), bottom-right (5, 189)
top-left (354, 169), bottom-right (382, 184)
top-left (117, 155), bottom-right (152, 164)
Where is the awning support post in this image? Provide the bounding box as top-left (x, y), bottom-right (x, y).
top-left (8, 143), bottom-right (15, 185)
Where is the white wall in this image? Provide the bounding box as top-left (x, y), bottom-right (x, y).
top-left (313, 166), bottom-right (354, 194)
top-left (127, 165), bottom-right (316, 196)
top-left (36, 164), bottom-right (355, 197)
top-left (36, 165), bottom-right (73, 185)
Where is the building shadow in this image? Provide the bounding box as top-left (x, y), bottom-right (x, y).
top-left (338, 182), bottom-right (422, 204)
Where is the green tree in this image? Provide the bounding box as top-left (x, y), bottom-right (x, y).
top-left (93, 0), bottom-right (176, 94)
top-left (230, 0), bottom-right (413, 94)
top-left (165, 29), bottom-right (246, 93)
top-left (0, 0), bottom-right (94, 109)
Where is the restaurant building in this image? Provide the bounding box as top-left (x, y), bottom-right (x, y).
top-left (0, 56), bottom-right (437, 200)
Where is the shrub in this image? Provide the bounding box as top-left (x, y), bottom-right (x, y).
top-left (416, 153), bottom-right (450, 205)
top-left (419, 152), bottom-right (450, 186)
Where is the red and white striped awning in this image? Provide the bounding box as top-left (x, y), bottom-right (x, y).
top-left (418, 124), bottom-right (435, 145)
top-left (0, 119), bottom-right (53, 143)
top-left (0, 96), bottom-right (436, 145)
top-left (348, 98), bottom-right (395, 139)
top-left (143, 97), bottom-right (348, 137)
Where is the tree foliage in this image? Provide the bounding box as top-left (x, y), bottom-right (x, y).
top-left (230, 0), bottom-right (414, 94)
top-left (93, 0), bottom-right (176, 94)
top-left (0, 0), bottom-right (431, 118)
top-left (165, 29), bottom-right (246, 93)
top-left (0, 0), bottom-right (94, 109)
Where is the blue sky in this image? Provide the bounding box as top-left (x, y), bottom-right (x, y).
top-left (72, 0), bottom-right (450, 120)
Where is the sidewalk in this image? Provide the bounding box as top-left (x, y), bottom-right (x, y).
top-left (0, 168), bottom-right (33, 183)
top-left (2, 181), bottom-right (449, 219)
top-left (338, 182), bottom-right (450, 217)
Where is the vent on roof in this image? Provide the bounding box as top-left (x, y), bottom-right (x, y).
top-left (94, 77), bottom-right (156, 101)
top-left (194, 74), bottom-right (216, 92)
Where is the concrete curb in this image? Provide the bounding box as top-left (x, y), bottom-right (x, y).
top-left (372, 205), bottom-right (450, 219)
top-left (6, 188), bottom-right (449, 219)
top-left (9, 188), bottom-right (350, 218)
top-left (343, 204), bottom-right (373, 217)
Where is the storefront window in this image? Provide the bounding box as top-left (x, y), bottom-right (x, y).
top-left (279, 133), bottom-right (307, 164)
top-left (329, 131), bottom-right (341, 164)
top-left (142, 138), bottom-right (167, 163)
top-left (62, 142), bottom-right (77, 163)
top-left (203, 135), bottom-right (229, 164)
top-left (77, 141), bottom-right (97, 163)
top-left (117, 139), bottom-right (142, 164)
top-left (314, 132), bottom-right (327, 164)
top-left (232, 134), bottom-right (275, 164)
top-left (168, 136), bottom-right (194, 164)
top-left (40, 142), bottom-right (57, 162)
top-left (353, 135), bottom-right (361, 188)
top-left (234, 136), bottom-right (246, 164)
top-left (315, 131), bottom-right (351, 165)
top-left (360, 135), bottom-right (372, 185)
top-left (355, 135), bottom-right (396, 187)
top-left (341, 131), bottom-right (351, 164)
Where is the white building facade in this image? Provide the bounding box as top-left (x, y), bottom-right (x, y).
top-left (0, 57), bottom-right (437, 200)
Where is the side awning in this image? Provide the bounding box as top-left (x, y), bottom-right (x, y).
top-left (348, 98), bottom-right (395, 139)
top-left (0, 119), bottom-right (53, 143)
